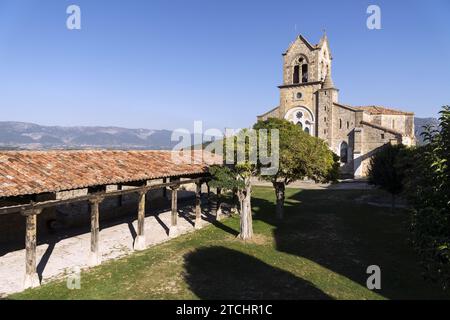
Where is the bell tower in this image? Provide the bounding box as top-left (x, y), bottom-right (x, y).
top-left (279, 33), bottom-right (335, 138)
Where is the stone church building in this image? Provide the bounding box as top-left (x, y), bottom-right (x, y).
top-left (257, 34), bottom-right (415, 177)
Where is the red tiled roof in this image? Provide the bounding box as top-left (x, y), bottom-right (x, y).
top-left (333, 103), bottom-right (413, 115)
top-left (353, 105), bottom-right (414, 116)
top-left (0, 150), bottom-right (221, 198)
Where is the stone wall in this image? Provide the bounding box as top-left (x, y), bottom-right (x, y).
top-left (279, 83), bottom-right (321, 119)
top-left (359, 124), bottom-right (401, 176)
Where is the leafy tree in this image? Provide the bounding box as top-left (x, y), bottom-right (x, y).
top-left (367, 143), bottom-right (406, 212)
top-left (404, 106), bottom-right (450, 288)
top-left (207, 131), bottom-right (257, 240)
top-left (253, 118), bottom-right (338, 219)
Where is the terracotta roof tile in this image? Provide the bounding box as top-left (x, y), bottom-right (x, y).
top-left (0, 150), bottom-right (221, 198)
top-left (353, 105), bottom-right (414, 116)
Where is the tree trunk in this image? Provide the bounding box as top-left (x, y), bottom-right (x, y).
top-left (274, 182), bottom-right (286, 220)
top-left (231, 187), bottom-right (239, 214)
top-left (238, 177), bottom-right (253, 240)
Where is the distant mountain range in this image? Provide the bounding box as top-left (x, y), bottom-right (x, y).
top-left (0, 118), bottom-right (440, 150)
top-left (414, 117), bottom-right (440, 145)
top-left (0, 122), bottom-right (199, 150)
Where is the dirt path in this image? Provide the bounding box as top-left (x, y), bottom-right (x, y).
top-left (252, 178), bottom-right (374, 190)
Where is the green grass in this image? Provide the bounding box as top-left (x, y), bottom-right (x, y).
top-left (10, 186), bottom-right (450, 300)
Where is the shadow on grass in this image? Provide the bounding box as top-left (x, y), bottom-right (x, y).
top-left (252, 187), bottom-right (450, 300)
top-left (183, 246), bottom-right (331, 300)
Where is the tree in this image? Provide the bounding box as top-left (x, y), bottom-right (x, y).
top-left (404, 106), bottom-right (450, 289)
top-left (367, 143), bottom-right (406, 212)
top-left (253, 118), bottom-right (338, 219)
top-left (207, 131), bottom-right (257, 240)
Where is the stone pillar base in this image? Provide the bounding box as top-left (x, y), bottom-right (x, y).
top-left (194, 218), bottom-right (202, 230)
top-left (133, 235), bottom-right (146, 251)
top-left (169, 226), bottom-right (178, 238)
top-left (88, 252), bottom-right (101, 267)
top-left (23, 272), bottom-right (40, 290)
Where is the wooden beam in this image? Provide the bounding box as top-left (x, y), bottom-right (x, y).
top-left (88, 196), bottom-right (103, 266)
top-left (194, 182), bottom-right (202, 229)
top-left (22, 208), bottom-right (42, 289)
top-left (133, 191), bottom-right (146, 251)
top-left (0, 177), bottom-right (209, 215)
top-left (169, 186), bottom-right (179, 237)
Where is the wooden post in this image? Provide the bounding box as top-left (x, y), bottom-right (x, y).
top-left (117, 184), bottom-right (123, 207)
top-left (169, 185), bottom-right (179, 237)
top-left (88, 196), bottom-right (103, 266)
top-left (23, 208), bottom-right (42, 289)
top-left (194, 182), bottom-right (202, 229)
top-left (206, 183), bottom-right (211, 203)
top-left (133, 191), bottom-right (146, 251)
top-left (216, 187), bottom-right (223, 221)
top-left (210, 186), bottom-right (217, 216)
top-left (162, 178), bottom-right (167, 199)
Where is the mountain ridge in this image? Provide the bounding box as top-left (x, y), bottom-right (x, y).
top-left (0, 121), bottom-right (181, 150)
top-left (0, 118), bottom-right (440, 150)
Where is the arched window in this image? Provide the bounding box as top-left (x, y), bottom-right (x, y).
top-left (285, 106), bottom-right (315, 136)
top-left (340, 142), bottom-right (348, 163)
top-left (293, 65), bottom-right (300, 84)
top-left (292, 56), bottom-right (308, 84)
top-left (301, 64), bottom-right (308, 83)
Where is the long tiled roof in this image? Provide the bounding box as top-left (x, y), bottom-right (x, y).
top-left (353, 105), bottom-right (414, 116)
top-left (0, 150), bottom-right (220, 198)
top-left (333, 103), bottom-right (413, 115)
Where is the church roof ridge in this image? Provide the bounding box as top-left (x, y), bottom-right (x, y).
top-left (283, 34), bottom-right (321, 55)
top-left (353, 105), bottom-right (414, 116)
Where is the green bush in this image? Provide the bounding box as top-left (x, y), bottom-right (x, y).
top-left (368, 105), bottom-right (450, 289)
top-left (405, 106), bottom-right (450, 289)
top-left (368, 143), bottom-right (407, 211)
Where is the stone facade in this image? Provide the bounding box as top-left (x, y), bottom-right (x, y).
top-left (257, 34), bottom-right (415, 177)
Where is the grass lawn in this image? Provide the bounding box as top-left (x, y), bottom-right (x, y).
top-left (10, 186), bottom-right (450, 300)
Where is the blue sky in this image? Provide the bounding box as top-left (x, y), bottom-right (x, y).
top-left (0, 0), bottom-right (449, 130)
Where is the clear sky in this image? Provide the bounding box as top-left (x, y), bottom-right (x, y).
top-left (0, 0), bottom-right (449, 130)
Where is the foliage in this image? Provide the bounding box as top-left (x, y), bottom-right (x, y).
top-left (368, 143), bottom-right (406, 199)
top-left (253, 118), bottom-right (338, 184)
top-left (252, 118), bottom-right (338, 219)
top-left (207, 130), bottom-right (256, 240)
top-left (208, 165), bottom-right (243, 191)
top-left (404, 106), bottom-right (450, 289)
